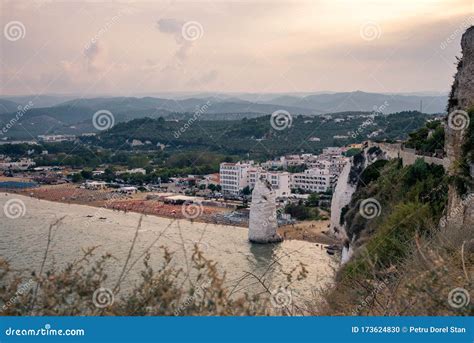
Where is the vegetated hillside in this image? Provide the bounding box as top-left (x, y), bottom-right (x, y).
top-left (318, 156), bottom-right (472, 316)
top-left (404, 120), bottom-right (445, 153)
top-left (0, 106), bottom-right (173, 139)
top-left (0, 99), bottom-right (19, 114)
top-left (0, 91), bottom-right (446, 139)
top-left (93, 111), bottom-right (431, 159)
top-left (1, 95), bottom-right (78, 108)
top-left (262, 91), bottom-right (447, 114)
top-left (57, 96), bottom-right (318, 116)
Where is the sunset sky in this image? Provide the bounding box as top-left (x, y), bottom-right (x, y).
top-left (0, 0), bottom-right (472, 96)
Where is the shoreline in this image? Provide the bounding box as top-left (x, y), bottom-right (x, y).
top-left (3, 183), bottom-right (340, 247)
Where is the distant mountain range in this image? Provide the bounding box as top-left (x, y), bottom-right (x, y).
top-left (0, 91), bottom-right (448, 139)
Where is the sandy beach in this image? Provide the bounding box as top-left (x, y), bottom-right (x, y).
top-left (2, 179), bottom-right (340, 246)
top-left (278, 219), bottom-right (338, 245)
top-left (5, 182), bottom-right (232, 224)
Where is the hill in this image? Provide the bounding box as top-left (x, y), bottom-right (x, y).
top-left (90, 111), bottom-right (431, 159)
top-left (0, 99), bottom-right (19, 114)
top-left (264, 91), bottom-right (447, 114)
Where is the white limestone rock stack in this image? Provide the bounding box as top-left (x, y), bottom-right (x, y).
top-left (248, 176), bottom-right (282, 244)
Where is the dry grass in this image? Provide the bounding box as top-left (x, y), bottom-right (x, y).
top-left (0, 244), bottom-right (275, 316)
top-left (317, 223), bottom-right (473, 316)
top-left (0, 215), bottom-right (312, 316)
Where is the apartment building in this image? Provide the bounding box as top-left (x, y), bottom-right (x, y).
top-left (247, 168), bottom-right (291, 197)
top-left (219, 161), bottom-right (253, 196)
top-left (219, 147), bottom-right (350, 196)
top-left (290, 168), bottom-right (332, 193)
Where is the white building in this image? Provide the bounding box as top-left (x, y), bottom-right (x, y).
top-left (38, 135), bottom-right (76, 142)
top-left (290, 168), bottom-right (332, 193)
top-left (323, 147), bottom-right (346, 156)
top-left (261, 156), bottom-right (286, 170)
top-left (220, 147), bottom-right (351, 197)
top-left (84, 181), bottom-right (108, 190)
top-left (247, 168), bottom-right (291, 197)
top-left (219, 161), bottom-right (253, 196)
top-left (116, 168), bottom-right (147, 175)
top-left (118, 186), bottom-right (138, 194)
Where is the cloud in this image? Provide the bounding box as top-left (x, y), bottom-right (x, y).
top-left (157, 18), bottom-right (184, 39)
top-left (83, 41), bottom-right (107, 73)
top-left (156, 18), bottom-right (192, 61)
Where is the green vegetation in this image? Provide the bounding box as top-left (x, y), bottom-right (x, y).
top-left (344, 148), bottom-right (362, 157)
top-left (284, 193), bottom-right (322, 220)
top-left (92, 112), bottom-right (432, 160)
top-left (404, 119), bottom-right (444, 154)
top-left (319, 156), bottom-right (473, 316)
top-left (357, 160), bottom-right (388, 186)
top-left (341, 158), bottom-right (448, 279)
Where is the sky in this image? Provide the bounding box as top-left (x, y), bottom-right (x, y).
top-left (0, 0), bottom-right (473, 96)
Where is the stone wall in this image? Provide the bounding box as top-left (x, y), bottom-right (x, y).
top-left (367, 141), bottom-right (449, 169)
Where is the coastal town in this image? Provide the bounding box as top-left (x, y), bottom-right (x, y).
top-left (0, 138), bottom-right (364, 245)
top-left (1, 0), bottom-right (472, 326)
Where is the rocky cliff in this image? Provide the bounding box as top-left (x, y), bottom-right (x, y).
top-left (445, 25), bottom-right (474, 230)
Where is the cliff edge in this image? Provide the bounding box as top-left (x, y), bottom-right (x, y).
top-left (446, 25), bottom-right (474, 230)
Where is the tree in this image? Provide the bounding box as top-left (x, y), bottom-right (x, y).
top-left (128, 155), bottom-right (149, 169)
top-left (80, 169), bottom-right (93, 179)
top-left (241, 186), bottom-right (251, 196)
top-left (284, 202), bottom-right (310, 220)
top-left (344, 148), bottom-right (361, 157)
top-left (71, 173), bottom-right (83, 183)
top-left (306, 193), bottom-right (320, 207)
top-left (145, 166), bottom-right (154, 175)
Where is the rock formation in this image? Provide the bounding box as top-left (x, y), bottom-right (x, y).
top-left (445, 25), bottom-right (474, 230)
top-left (329, 146), bottom-right (386, 239)
top-left (248, 176), bottom-right (282, 243)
